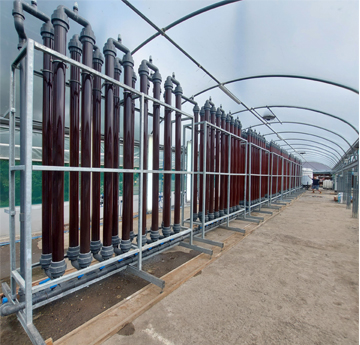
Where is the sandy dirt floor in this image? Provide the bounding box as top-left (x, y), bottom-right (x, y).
top-left (1, 190), bottom-right (358, 344)
top-left (103, 190), bottom-right (359, 345)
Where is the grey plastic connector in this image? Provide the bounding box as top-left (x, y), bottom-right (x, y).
top-left (93, 46), bottom-right (104, 64)
top-left (49, 259), bottom-right (66, 279)
top-left (114, 57), bottom-right (122, 73)
top-left (226, 113), bottom-right (231, 123)
top-left (193, 103), bottom-right (200, 113)
top-left (68, 34), bottom-right (82, 54)
top-left (132, 70), bottom-right (137, 83)
top-left (40, 21), bottom-right (54, 40)
top-left (79, 25), bottom-right (95, 45)
top-left (193, 212), bottom-right (198, 221)
top-left (162, 226), bottom-right (172, 237)
top-left (120, 239), bottom-right (131, 253)
top-left (164, 76), bottom-right (173, 90)
top-left (136, 234), bottom-right (147, 246)
top-left (174, 84), bottom-right (183, 95)
top-left (90, 240), bottom-right (102, 254)
top-left (103, 39), bottom-right (116, 57)
top-left (122, 52), bottom-right (134, 68)
top-left (129, 231), bottom-right (135, 242)
top-left (216, 107), bottom-right (222, 118)
top-left (39, 253), bottom-right (52, 270)
top-left (198, 211), bottom-right (203, 222)
top-left (221, 109), bottom-right (226, 121)
top-left (51, 7), bottom-right (70, 31)
top-left (208, 213), bottom-right (214, 221)
top-left (230, 115), bottom-right (234, 125)
top-left (219, 209), bottom-right (224, 217)
top-left (204, 100), bottom-right (211, 111)
top-left (138, 60), bottom-right (149, 76)
top-left (78, 251), bottom-right (92, 269)
top-left (67, 245), bottom-right (80, 261)
top-left (0, 301), bottom-right (25, 317)
top-left (236, 205), bottom-right (240, 211)
top-left (152, 70), bottom-right (162, 84)
top-left (111, 235), bottom-right (121, 247)
top-left (214, 211), bottom-right (219, 219)
top-left (101, 245), bottom-right (114, 260)
top-left (12, 3), bottom-right (26, 49)
top-left (150, 229), bottom-right (160, 242)
top-left (205, 214), bottom-right (209, 222)
top-left (173, 224), bottom-right (181, 234)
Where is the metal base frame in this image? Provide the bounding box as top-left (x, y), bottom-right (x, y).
top-left (178, 241), bottom-right (213, 255)
top-left (218, 225), bottom-right (246, 234)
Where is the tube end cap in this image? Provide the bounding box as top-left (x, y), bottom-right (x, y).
top-left (49, 259), bottom-right (66, 279)
top-left (150, 229), bottom-right (160, 242)
top-left (40, 253), bottom-right (52, 270)
top-left (101, 245), bottom-right (114, 260)
top-left (120, 239), bottom-right (131, 253)
top-left (162, 226), bottom-right (172, 237)
top-left (78, 252), bottom-right (92, 269)
top-left (90, 240), bottom-right (102, 254)
top-left (112, 236), bottom-right (121, 247)
top-left (136, 234), bottom-right (148, 246)
top-left (67, 245), bottom-right (80, 261)
top-left (173, 224), bottom-right (181, 234)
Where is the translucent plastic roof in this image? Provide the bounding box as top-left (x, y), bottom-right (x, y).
top-left (0, 0), bottom-right (358, 169)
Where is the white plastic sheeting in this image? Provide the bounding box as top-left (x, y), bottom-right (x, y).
top-left (0, 0), bottom-right (358, 168)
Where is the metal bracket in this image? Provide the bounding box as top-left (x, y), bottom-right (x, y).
top-left (10, 165), bottom-right (25, 171)
top-left (237, 216), bottom-right (260, 224)
top-left (11, 270), bottom-right (25, 290)
top-left (178, 242), bottom-right (213, 256)
top-left (248, 214), bottom-right (264, 221)
top-left (252, 210), bottom-right (273, 215)
top-left (4, 209), bottom-right (16, 216)
top-left (218, 225), bottom-right (246, 234)
top-left (127, 265), bottom-right (165, 290)
top-left (193, 236), bottom-right (224, 248)
top-left (18, 312), bottom-right (46, 345)
top-left (262, 205), bottom-right (281, 209)
top-left (2, 283), bottom-right (45, 344)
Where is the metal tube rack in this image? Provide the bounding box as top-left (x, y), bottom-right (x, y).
top-left (4, 38), bottom-right (197, 344)
top-left (4, 35), bottom-right (303, 345)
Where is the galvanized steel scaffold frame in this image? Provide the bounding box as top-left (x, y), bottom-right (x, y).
top-left (183, 120), bottom-right (303, 239)
top-left (183, 120), bottom-right (249, 242)
top-left (268, 151), bottom-right (302, 202)
top-left (4, 38), bottom-right (303, 345)
top-left (4, 39), bottom-right (197, 345)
